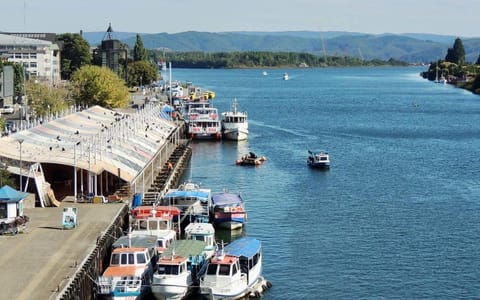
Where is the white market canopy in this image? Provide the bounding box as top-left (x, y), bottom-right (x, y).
top-left (0, 104), bottom-right (177, 182)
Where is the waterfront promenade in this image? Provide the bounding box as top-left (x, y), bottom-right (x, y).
top-left (0, 200), bottom-right (126, 300)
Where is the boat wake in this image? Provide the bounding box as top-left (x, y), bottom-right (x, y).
top-left (249, 120), bottom-right (310, 138)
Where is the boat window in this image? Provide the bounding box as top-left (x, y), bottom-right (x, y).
top-left (137, 253), bottom-right (146, 264)
top-left (111, 254), bottom-right (120, 265)
top-left (128, 254), bottom-right (135, 265)
top-left (232, 263), bottom-right (238, 275)
top-left (158, 265), bottom-right (179, 275)
top-left (194, 235), bottom-right (204, 241)
top-left (158, 240), bottom-right (165, 248)
top-left (206, 264), bottom-right (217, 275)
top-left (121, 253), bottom-right (127, 265)
top-left (219, 264), bottom-right (230, 276)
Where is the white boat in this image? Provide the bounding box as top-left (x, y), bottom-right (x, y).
top-left (199, 237), bottom-right (271, 300)
top-left (187, 107), bottom-right (222, 140)
top-left (97, 236), bottom-right (157, 300)
top-left (283, 72), bottom-right (289, 80)
top-left (221, 99), bottom-right (248, 141)
top-left (307, 150), bottom-right (330, 169)
top-left (130, 205), bottom-right (180, 254)
top-left (184, 222), bottom-right (216, 259)
top-left (151, 239), bottom-right (209, 300)
top-left (160, 181), bottom-right (212, 222)
top-left (262, 71), bottom-right (268, 76)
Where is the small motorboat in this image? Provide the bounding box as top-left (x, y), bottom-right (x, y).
top-left (307, 150), bottom-right (330, 169)
top-left (236, 152), bottom-right (267, 166)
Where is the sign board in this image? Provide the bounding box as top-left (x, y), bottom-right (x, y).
top-left (62, 207), bottom-right (77, 229)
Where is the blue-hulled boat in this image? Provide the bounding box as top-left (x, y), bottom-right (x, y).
top-left (210, 192), bottom-right (246, 230)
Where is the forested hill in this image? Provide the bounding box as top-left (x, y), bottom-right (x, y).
top-left (83, 31), bottom-right (480, 64)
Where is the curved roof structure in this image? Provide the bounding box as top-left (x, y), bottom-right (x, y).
top-left (0, 104), bottom-right (177, 182)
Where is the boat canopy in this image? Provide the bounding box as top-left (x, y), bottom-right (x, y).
top-left (162, 239), bottom-right (206, 258)
top-left (163, 190), bottom-right (210, 202)
top-left (225, 237), bottom-right (261, 258)
top-left (211, 193), bottom-right (243, 206)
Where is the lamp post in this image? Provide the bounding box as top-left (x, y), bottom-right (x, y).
top-left (74, 141), bottom-right (80, 202)
top-left (18, 139), bottom-right (24, 191)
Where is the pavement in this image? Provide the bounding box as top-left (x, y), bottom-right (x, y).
top-left (0, 200), bottom-right (127, 300)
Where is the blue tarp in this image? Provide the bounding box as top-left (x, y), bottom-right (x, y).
top-left (211, 192), bottom-right (243, 206)
top-left (225, 237), bottom-right (261, 258)
top-left (163, 190), bottom-right (210, 202)
top-left (162, 105), bottom-right (173, 113)
top-left (0, 185), bottom-right (28, 203)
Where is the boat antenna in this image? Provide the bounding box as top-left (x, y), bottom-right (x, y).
top-left (320, 31), bottom-right (327, 65)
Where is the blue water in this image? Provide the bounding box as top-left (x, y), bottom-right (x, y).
top-left (171, 67), bottom-right (480, 299)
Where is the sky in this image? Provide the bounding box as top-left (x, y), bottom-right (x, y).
top-left (1, 0), bottom-right (478, 38)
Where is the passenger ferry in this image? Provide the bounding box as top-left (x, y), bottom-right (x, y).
top-left (187, 107), bottom-right (222, 140)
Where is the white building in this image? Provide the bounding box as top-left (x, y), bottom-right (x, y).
top-left (0, 33), bottom-right (60, 83)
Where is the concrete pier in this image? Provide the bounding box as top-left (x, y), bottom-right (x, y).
top-left (0, 201), bottom-right (127, 300)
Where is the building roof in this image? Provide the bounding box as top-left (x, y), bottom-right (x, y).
top-left (0, 104), bottom-right (177, 182)
top-left (0, 185), bottom-right (27, 202)
top-left (0, 33), bottom-right (52, 47)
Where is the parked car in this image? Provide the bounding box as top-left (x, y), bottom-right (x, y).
top-left (0, 105), bottom-right (15, 114)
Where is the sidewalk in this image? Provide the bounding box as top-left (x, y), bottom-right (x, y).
top-left (0, 201), bottom-right (126, 300)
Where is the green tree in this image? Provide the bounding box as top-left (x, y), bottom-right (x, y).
top-left (0, 167), bottom-right (16, 189)
top-left (57, 33), bottom-right (92, 80)
top-left (26, 81), bottom-right (69, 117)
top-left (472, 74), bottom-right (480, 94)
top-left (133, 34), bottom-right (148, 62)
top-left (445, 37), bottom-right (465, 65)
top-left (126, 61), bottom-right (158, 87)
top-left (70, 65), bottom-right (129, 108)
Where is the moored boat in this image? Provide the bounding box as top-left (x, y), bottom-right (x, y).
top-left (130, 205), bottom-right (180, 254)
top-left (283, 72), bottom-right (289, 80)
top-left (199, 237), bottom-right (271, 300)
top-left (307, 150), bottom-right (330, 169)
top-left (187, 107), bottom-right (222, 140)
top-left (159, 181), bottom-right (211, 223)
top-left (210, 192), bottom-right (247, 230)
top-left (97, 241), bottom-right (157, 300)
top-left (184, 222), bottom-right (216, 259)
top-left (221, 98), bottom-right (248, 141)
top-left (151, 239), bottom-right (209, 300)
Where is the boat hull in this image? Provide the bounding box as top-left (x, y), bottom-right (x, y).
top-left (151, 282), bottom-right (190, 300)
top-left (222, 128), bottom-right (248, 141)
top-left (307, 161), bottom-right (330, 169)
top-left (213, 213), bottom-right (246, 230)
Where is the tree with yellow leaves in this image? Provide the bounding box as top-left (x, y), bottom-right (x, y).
top-left (70, 65), bottom-right (129, 108)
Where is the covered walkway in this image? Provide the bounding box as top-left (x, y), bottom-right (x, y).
top-left (0, 102), bottom-right (184, 202)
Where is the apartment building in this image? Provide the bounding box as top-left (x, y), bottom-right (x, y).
top-left (0, 33), bottom-right (60, 83)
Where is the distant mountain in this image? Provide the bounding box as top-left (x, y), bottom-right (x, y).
top-left (82, 31), bottom-right (480, 64)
